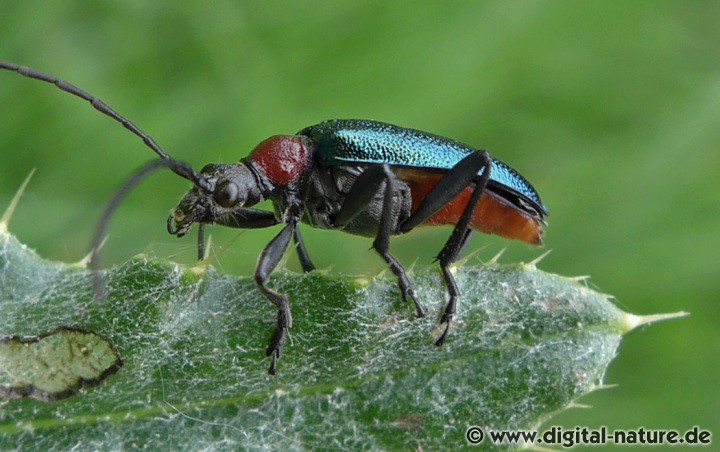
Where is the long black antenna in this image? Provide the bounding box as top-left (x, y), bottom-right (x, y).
top-left (0, 60), bottom-right (211, 191)
top-left (89, 159), bottom-right (171, 292)
top-left (1, 61), bottom-right (214, 284)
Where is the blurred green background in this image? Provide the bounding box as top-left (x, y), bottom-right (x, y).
top-left (1, 0), bottom-right (717, 444)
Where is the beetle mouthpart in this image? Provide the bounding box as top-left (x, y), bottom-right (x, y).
top-left (167, 214), bottom-right (192, 237)
top-left (166, 215), bottom-right (179, 235)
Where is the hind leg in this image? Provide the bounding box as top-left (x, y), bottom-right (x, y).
top-left (432, 153), bottom-right (492, 346)
top-left (392, 150), bottom-right (491, 344)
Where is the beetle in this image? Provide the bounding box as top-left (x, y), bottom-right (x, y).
top-left (0, 61), bottom-right (547, 374)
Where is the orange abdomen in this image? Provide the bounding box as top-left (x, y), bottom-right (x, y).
top-left (395, 168), bottom-right (544, 245)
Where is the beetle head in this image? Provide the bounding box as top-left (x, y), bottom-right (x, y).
top-left (167, 162), bottom-right (263, 237)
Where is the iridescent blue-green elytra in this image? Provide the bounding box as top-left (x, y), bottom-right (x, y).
top-left (299, 119), bottom-right (547, 217)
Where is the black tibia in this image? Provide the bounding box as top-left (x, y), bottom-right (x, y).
top-left (255, 221), bottom-right (297, 375)
top-left (293, 228), bottom-right (315, 273)
top-left (334, 164), bottom-right (426, 318)
top-left (433, 151), bottom-right (492, 346)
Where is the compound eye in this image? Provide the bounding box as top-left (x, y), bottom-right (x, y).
top-left (213, 181), bottom-right (240, 208)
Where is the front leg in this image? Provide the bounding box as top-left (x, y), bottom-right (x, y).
top-left (193, 209), bottom-right (278, 261)
top-left (255, 220), bottom-right (296, 375)
top-left (216, 208), bottom-right (280, 229)
top-left (216, 209), bottom-right (315, 273)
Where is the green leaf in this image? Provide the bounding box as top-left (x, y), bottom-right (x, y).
top-left (0, 218), bottom-right (685, 449)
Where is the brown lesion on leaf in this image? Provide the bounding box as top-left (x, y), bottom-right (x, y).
top-left (0, 327), bottom-right (122, 402)
top-left (389, 413), bottom-right (425, 430)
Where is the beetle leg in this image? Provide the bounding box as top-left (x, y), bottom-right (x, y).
top-left (216, 208), bottom-right (280, 229)
top-left (434, 152), bottom-right (492, 346)
top-left (202, 209), bottom-right (275, 261)
top-left (293, 228), bottom-right (316, 273)
top-left (399, 151), bottom-right (490, 232)
top-left (332, 165), bottom-right (388, 227)
top-left (216, 208), bottom-right (314, 272)
top-left (373, 165), bottom-right (427, 317)
top-left (333, 165), bottom-right (426, 318)
top-left (200, 209), bottom-right (275, 260)
top-left (255, 221), bottom-right (296, 375)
